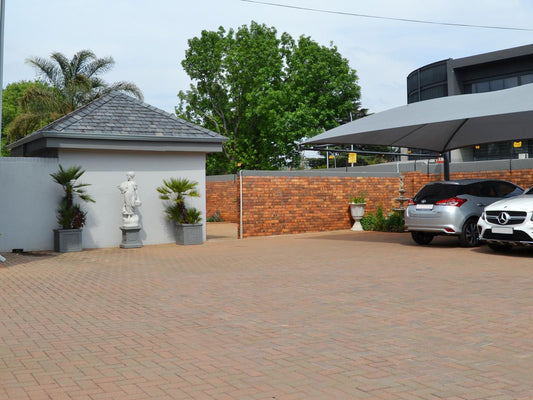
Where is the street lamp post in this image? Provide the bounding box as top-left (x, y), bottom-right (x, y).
top-left (0, 0), bottom-right (6, 262)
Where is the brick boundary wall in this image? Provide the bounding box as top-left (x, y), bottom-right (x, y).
top-left (240, 175), bottom-right (398, 237)
top-left (207, 168), bottom-right (533, 238)
top-left (205, 177), bottom-right (240, 223)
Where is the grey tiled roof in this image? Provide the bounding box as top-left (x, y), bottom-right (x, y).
top-left (34, 91), bottom-right (225, 140)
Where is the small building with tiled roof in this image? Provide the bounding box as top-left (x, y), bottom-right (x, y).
top-left (8, 91), bottom-right (227, 157)
top-left (1, 92), bottom-right (228, 251)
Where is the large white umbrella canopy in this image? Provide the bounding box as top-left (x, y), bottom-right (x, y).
top-left (305, 83), bottom-right (533, 153)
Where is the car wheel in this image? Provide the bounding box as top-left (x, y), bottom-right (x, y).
top-left (411, 231), bottom-right (434, 245)
top-left (488, 243), bottom-right (513, 253)
top-left (459, 218), bottom-right (480, 247)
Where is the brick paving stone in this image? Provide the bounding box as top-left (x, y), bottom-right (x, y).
top-left (1, 231), bottom-right (532, 399)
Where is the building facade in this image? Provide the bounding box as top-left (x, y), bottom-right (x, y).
top-left (407, 44), bottom-right (533, 162)
top-left (2, 92), bottom-right (227, 251)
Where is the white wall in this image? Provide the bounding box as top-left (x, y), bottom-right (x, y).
top-left (0, 157), bottom-right (61, 251)
top-left (0, 150), bottom-right (207, 252)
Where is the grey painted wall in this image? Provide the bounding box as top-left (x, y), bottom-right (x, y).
top-left (0, 151), bottom-right (207, 252)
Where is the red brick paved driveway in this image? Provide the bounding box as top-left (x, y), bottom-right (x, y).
top-left (1, 231), bottom-right (532, 400)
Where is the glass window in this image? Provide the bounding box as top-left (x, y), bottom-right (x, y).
top-left (414, 183), bottom-right (459, 203)
top-left (521, 74), bottom-right (533, 85)
top-left (473, 81), bottom-right (490, 93)
top-left (420, 63), bottom-right (447, 86)
top-left (503, 77), bottom-right (518, 89)
top-left (420, 84), bottom-right (447, 101)
top-left (407, 72), bottom-right (418, 93)
top-left (490, 79), bottom-right (504, 91)
top-left (408, 92), bottom-right (419, 103)
top-left (493, 181), bottom-right (524, 198)
top-left (467, 182), bottom-right (496, 197)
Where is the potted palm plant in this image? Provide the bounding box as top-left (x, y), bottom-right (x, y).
top-left (156, 177), bottom-right (203, 245)
top-left (50, 165), bottom-right (95, 252)
top-left (349, 193), bottom-right (367, 231)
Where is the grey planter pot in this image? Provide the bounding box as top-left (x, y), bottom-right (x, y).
top-left (175, 223), bottom-right (203, 245)
top-left (54, 228), bottom-right (83, 252)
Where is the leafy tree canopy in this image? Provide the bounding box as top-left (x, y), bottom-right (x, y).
top-left (1, 80), bottom-right (47, 155)
top-left (177, 21), bottom-right (362, 174)
top-left (6, 50), bottom-right (143, 145)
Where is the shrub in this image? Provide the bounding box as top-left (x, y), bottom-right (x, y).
top-left (206, 210), bottom-right (224, 222)
top-left (50, 165), bottom-right (95, 229)
top-left (157, 177), bottom-right (202, 224)
top-left (361, 204), bottom-right (405, 232)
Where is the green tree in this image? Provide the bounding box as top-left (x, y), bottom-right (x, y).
top-left (1, 80), bottom-right (47, 155)
top-left (7, 50), bottom-right (143, 143)
top-left (177, 22), bottom-right (362, 174)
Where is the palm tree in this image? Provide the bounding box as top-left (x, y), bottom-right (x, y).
top-left (156, 178), bottom-right (202, 224)
top-left (7, 50), bottom-right (143, 143)
top-left (50, 165), bottom-right (95, 229)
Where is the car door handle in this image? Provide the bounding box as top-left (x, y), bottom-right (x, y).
top-left (477, 203), bottom-right (486, 207)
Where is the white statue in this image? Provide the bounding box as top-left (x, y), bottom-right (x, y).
top-left (118, 171), bottom-right (142, 227)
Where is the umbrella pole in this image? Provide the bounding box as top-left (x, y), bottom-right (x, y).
top-left (443, 152), bottom-right (450, 181)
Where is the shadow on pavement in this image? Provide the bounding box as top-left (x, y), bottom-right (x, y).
top-left (473, 244), bottom-right (533, 258)
top-left (0, 251), bottom-right (59, 268)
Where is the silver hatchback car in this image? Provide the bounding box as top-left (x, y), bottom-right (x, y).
top-left (405, 179), bottom-right (523, 247)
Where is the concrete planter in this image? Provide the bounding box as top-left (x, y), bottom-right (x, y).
top-left (54, 228), bottom-right (83, 252)
top-left (176, 223), bottom-right (203, 245)
top-left (349, 203), bottom-right (366, 231)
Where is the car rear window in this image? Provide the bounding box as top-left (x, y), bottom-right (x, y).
top-left (413, 183), bottom-right (459, 204)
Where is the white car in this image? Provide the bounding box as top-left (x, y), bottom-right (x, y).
top-left (478, 187), bottom-right (533, 252)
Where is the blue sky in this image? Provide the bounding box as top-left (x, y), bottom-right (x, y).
top-left (2, 0), bottom-right (532, 114)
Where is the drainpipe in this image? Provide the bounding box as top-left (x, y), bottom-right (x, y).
top-left (239, 169), bottom-right (243, 239)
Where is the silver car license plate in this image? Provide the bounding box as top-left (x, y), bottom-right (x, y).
top-left (416, 204), bottom-right (434, 210)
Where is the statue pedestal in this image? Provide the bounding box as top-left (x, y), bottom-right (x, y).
top-left (120, 225), bottom-right (142, 249)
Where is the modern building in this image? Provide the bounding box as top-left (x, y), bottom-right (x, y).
top-left (407, 44), bottom-right (533, 162)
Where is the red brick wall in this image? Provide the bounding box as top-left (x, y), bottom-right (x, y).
top-left (207, 170), bottom-right (533, 238)
top-left (206, 179), bottom-right (240, 223)
top-left (240, 175), bottom-right (399, 237)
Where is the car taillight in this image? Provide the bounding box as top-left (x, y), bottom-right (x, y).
top-left (434, 197), bottom-right (467, 207)
top-left (408, 199), bottom-right (415, 205)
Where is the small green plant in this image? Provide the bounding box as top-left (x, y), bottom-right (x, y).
top-left (360, 212), bottom-right (376, 231)
top-left (206, 210), bottom-right (224, 222)
top-left (157, 177), bottom-right (202, 224)
top-left (361, 204), bottom-right (405, 232)
top-left (385, 211), bottom-right (405, 233)
top-left (183, 208), bottom-right (202, 224)
top-left (50, 165), bottom-right (95, 229)
top-left (350, 192), bottom-right (367, 204)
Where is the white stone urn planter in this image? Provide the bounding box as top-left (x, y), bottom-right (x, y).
top-left (349, 203), bottom-right (366, 231)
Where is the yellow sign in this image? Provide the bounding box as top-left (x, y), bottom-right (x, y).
top-left (328, 154), bottom-right (334, 159)
top-left (348, 153), bottom-right (357, 163)
top-left (514, 141), bottom-right (522, 148)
